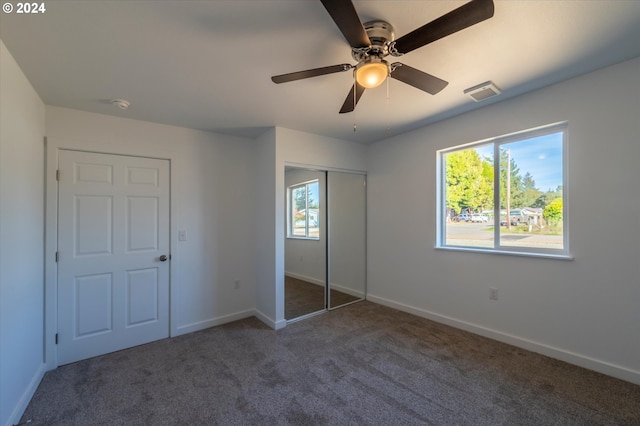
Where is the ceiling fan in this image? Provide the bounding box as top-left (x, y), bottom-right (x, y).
top-left (271, 0), bottom-right (494, 113)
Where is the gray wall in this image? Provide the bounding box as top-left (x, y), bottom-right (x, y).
top-left (0, 40), bottom-right (46, 426)
top-left (44, 106), bottom-right (258, 345)
top-left (367, 56), bottom-right (640, 384)
top-left (254, 128), bottom-right (279, 326)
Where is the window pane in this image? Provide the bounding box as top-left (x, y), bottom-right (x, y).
top-left (444, 144), bottom-right (494, 248)
top-left (291, 186), bottom-right (307, 237)
top-left (307, 181), bottom-right (319, 238)
top-left (498, 133), bottom-right (563, 250)
top-left (288, 180), bottom-right (320, 239)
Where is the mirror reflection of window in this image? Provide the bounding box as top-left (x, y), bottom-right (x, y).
top-left (288, 180), bottom-right (320, 239)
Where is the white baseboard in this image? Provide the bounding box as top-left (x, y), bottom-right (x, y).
top-left (174, 307), bottom-right (288, 336)
top-left (173, 309), bottom-right (255, 336)
top-left (254, 309), bottom-right (287, 330)
top-left (330, 282), bottom-right (365, 299)
top-left (5, 362), bottom-right (46, 426)
top-left (285, 272), bottom-right (366, 300)
top-left (284, 271), bottom-right (324, 286)
top-left (367, 294), bottom-right (640, 386)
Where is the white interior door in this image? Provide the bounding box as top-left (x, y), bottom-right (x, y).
top-left (57, 150), bottom-right (170, 365)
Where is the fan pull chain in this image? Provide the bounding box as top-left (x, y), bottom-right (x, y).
top-left (386, 75), bottom-right (390, 99)
top-left (385, 76), bottom-right (391, 135)
top-left (353, 77), bottom-right (357, 132)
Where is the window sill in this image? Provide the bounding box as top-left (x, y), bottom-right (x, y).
top-left (435, 245), bottom-right (573, 260)
top-left (286, 236), bottom-right (320, 241)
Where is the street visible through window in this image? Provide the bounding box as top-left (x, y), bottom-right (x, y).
top-left (438, 123), bottom-right (568, 256)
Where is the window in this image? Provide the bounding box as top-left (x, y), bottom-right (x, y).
top-left (437, 122), bottom-right (568, 257)
top-left (287, 180), bottom-right (320, 239)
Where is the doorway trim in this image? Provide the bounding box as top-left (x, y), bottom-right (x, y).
top-left (44, 137), bottom-right (178, 370)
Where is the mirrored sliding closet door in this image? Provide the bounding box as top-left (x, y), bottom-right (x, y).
top-left (284, 167), bottom-right (327, 320)
top-left (284, 167), bottom-right (366, 321)
top-left (327, 171), bottom-right (366, 309)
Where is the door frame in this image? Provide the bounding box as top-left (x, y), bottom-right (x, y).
top-left (44, 137), bottom-right (177, 370)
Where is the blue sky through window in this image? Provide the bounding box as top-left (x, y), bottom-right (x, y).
top-left (475, 132), bottom-right (562, 192)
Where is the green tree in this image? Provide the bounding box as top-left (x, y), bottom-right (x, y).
top-left (498, 148), bottom-right (525, 208)
top-left (533, 185), bottom-right (562, 209)
top-left (293, 187), bottom-right (306, 211)
top-left (477, 160), bottom-right (494, 210)
top-left (520, 172), bottom-right (542, 208)
top-left (445, 149), bottom-right (493, 214)
top-left (543, 198), bottom-right (563, 226)
top-left (307, 182), bottom-right (319, 209)
top-left (293, 182), bottom-right (319, 211)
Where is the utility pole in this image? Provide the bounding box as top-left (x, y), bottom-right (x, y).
top-left (506, 149), bottom-right (511, 230)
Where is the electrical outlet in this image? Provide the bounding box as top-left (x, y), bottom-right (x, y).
top-left (489, 287), bottom-right (498, 300)
top-left (234, 280), bottom-right (241, 289)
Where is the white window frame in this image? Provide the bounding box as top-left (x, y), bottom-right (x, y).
top-left (287, 179), bottom-right (320, 240)
top-left (436, 122), bottom-right (570, 259)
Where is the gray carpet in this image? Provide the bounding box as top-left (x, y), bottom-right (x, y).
top-left (21, 302), bottom-right (640, 425)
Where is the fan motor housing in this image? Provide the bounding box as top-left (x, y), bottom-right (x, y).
top-left (351, 20), bottom-right (395, 61)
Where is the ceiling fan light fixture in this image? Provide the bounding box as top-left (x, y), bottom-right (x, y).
top-left (272, 0), bottom-right (495, 112)
top-left (355, 57), bottom-right (388, 89)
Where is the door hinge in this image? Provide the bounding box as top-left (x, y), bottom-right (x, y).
top-left (56, 169), bottom-right (60, 181)
top-left (55, 333), bottom-right (59, 344)
top-left (55, 252), bottom-right (59, 262)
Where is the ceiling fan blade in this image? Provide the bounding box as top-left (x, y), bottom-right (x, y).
top-left (339, 82), bottom-right (366, 114)
top-left (271, 64), bottom-right (352, 84)
top-left (320, 0), bottom-right (371, 48)
top-left (392, 0), bottom-right (494, 55)
top-left (390, 63), bottom-right (448, 95)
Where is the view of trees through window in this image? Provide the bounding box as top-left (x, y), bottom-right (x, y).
top-left (441, 125), bottom-right (566, 253)
top-left (289, 180), bottom-right (320, 238)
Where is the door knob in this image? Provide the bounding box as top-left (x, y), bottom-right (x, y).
top-left (159, 255), bottom-right (168, 262)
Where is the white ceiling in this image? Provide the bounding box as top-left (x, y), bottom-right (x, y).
top-left (2, 1), bottom-right (640, 144)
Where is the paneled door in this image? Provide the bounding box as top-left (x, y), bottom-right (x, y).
top-left (57, 150), bottom-right (170, 365)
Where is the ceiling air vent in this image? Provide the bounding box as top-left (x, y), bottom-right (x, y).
top-left (464, 81), bottom-right (501, 102)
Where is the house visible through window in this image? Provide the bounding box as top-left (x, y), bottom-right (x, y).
top-left (288, 180), bottom-right (319, 239)
top-left (437, 122), bottom-right (568, 257)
